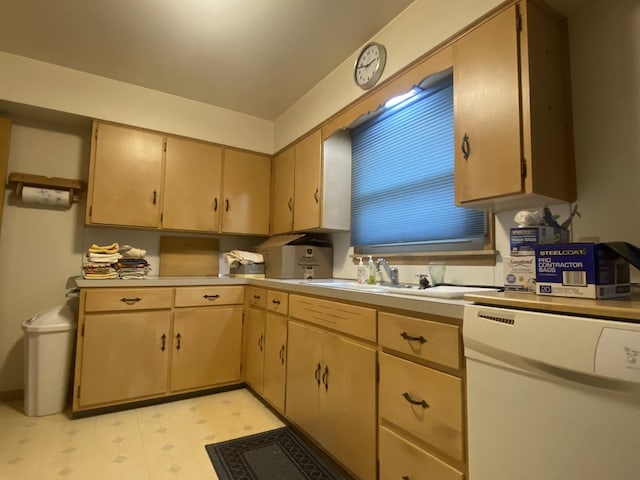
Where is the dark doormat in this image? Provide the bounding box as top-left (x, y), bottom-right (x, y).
top-left (205, 426), bottom-right (347, 480)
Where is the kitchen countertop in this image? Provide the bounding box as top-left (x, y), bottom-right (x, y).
top-left (75, 276), bottom-right (467, 319)
top-left (465, 290), bottom-right (640, 322)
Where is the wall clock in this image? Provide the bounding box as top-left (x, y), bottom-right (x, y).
top-left (354, 42), bottom-right (387, 90)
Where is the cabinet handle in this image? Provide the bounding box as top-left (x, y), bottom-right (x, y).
top-left (161, 334), bottom-right (166, 352)
top-left (402, 392), bottom-right (429, 409)
top-left (400, 331), bottom-right (427, 344)
top-left (272, 299), bottom-right (281, 305)
top-left (258, 334), bottom-right (263, 351)
top-left (313, 188), bottom-right (319, 203)
top-left (204, 294), bottom-right (220, 300)
top-left (225, 199), bottom-right (229, 211)
top-left (322, 366), bottom-right (329, 392)
top-left (287, 197), bottom-right (293, 211)
top-left (253, 294), bottom-right (261, 300)
top-left (314, 362), bottom-right (322, 386)
top-left (461, 133), bottom-right (471, 161)
top-left (402, 477), bottom-right (410, 480)
top-left (176, 333), bottom-right (182, 350)
top-left (213, 198), bottom-right (218, 211)
top-left (120, 297), bottom-right (141, 305)
top-left (279, 344), bottom-right (285, 364)
top-left (152, 190), bottom-right (158, 205)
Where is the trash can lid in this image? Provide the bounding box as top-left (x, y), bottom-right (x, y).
top-left (22, 304), bottom-right (77, 333)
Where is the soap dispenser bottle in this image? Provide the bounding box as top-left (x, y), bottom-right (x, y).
top-left (356, 257), bottom-right (366, 284)
top-left (367, 256), bottom-right (376, 284)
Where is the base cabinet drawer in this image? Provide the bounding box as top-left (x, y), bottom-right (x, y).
top-left (379, 352), bottom-right (464, 462)
top-left (379, 426), bottom-right (464, 480)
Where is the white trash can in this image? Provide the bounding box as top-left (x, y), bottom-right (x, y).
top-left (22, 304), bottom-right (77, 416)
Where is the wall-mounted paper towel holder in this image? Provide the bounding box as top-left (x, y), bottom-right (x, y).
top-left (7, 172), bottom-right (86, 207)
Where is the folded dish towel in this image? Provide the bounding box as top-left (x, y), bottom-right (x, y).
top-left (88, 242), bottom-right (119, 255)
top-left (224, 250), bottom-right (264, 268)
top-left (118, 244), bottom-right (147, 259)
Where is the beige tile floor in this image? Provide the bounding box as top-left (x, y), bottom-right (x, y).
top-left (0, 388), bottom-right (285, 480)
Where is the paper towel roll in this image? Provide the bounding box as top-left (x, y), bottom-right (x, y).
top-left (20, 186), bottom-right (71, 207)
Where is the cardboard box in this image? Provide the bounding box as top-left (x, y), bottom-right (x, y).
top-left (510, 226), bottom-right (556, 255)
top-left (534, 243), bottom-right (631, 299)
top-left (503, 255), bottom-right (536, 292)
top-left (256, 234), bottom-right (332, 279)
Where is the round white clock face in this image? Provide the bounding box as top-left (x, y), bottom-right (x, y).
top-left (354, 43), bottom-right (386, 90)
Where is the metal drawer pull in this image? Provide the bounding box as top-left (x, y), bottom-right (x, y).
top-left (258, 335), bottom-right (263, 351)
top-left (322, 366), bottom-right (329, 392)
top-left (161, 334), bottom-right (166, 351)
top-left (272, 299), bottom-right (281, 305)
top-left (461, 133), bottom-right (471, 160)
top-left (253, 294), bottom-right (261, 300)
top-left (314, 362), bottom-right (322, 386)
top-left (120, 297), bottom-right (141, 304)
top-left (402, 476), bottom-right (410, 480)
top-left (175, 333), bottom-right (182, 350)
top-left (287, 197), bottom-right (293, 211)
top-left (313, 188), bottom-right (319, 203)
top-left (279, 344), bottom-right (285, 364)
top-left (204, 294), bottom-right (220, 300)
top-left (213, 198), bottom-right (218, 211)
top-left (400, 331), bottom-right (427, 344)
top-left (402, 392), bottom-right (429, 409)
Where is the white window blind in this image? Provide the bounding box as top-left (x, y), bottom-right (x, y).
top-left (350, 77), bottom-right (487, 250)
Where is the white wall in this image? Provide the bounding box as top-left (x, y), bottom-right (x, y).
top-left (0, 52), bottom-right (274, 154)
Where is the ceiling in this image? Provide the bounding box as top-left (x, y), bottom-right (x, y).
top-left (0, 1), bottom-right (590, 123)
top-left (0, 0), bottom-right (416, 121)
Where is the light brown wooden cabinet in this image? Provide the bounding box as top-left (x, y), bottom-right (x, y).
top-left (242, 288), bottom-right (288, 413)
top-left (86, 121), bottom-right (165, 228)
top-left (73, 286), bottom-right (244, 412)
top-left (270, 129), bottom-right (351, 234)
top-left (286, 295), bottom-right (377, 480)
top-left (162, 136), bottom-right (223, 232)
top-left (270, 146), bottom-right (295, 234)
top-left (86, 120), bottom-right (270, 234)
top-left (222, 149), bottom-right (271, 235)
top-left (378, 310), bottom-right (466, 478)
top-left (170, 286), bottom-right (244, 393)
top-left (453, 0), bottom-right (575, 210)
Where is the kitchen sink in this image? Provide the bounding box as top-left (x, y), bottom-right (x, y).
top-left (299, 280), bottom-right (500, 299)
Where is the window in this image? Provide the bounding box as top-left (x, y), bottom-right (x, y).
top-left (350, 74), bottom-right (487, 254)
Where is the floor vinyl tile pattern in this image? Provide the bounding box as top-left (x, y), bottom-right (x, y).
top-left (0, 389), bottom-right (285, 480)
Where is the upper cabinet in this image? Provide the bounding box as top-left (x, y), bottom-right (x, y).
top-left (453, 0), bottom-right (575, 210)
top-left (162, 136), bottom-right (222, 232)
top-left (222, 149), bottom-right (271, 235)
top-left (270, 129), bottom-right (351, 234)
top-left (270, 146), bottom-right (295, 235)
top-left (86, 121), bottom-right (270, 235)
top-left (86, 122), bottom-right (164, 228)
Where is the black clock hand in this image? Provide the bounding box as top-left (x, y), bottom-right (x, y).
top-left (357, 57), bottom-right (378, 69)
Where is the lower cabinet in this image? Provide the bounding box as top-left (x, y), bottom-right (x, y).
top-left (286, 319), bottom-right (377, 480)
top-left (378, 311), bottom-right (466, 478)
top-left (243, 288), bottom-right (289, 413)
top-left (73, 285), bottom-right (244, 411)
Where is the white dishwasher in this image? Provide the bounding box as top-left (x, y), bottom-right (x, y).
top-left (463, 304), bottom-right (640, 480)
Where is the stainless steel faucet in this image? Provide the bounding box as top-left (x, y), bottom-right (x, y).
top-left (376, 258), bottom-right (399, 285)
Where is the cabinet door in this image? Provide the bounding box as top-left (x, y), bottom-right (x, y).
top-left (320, 333), bottom-right (377, 480)
top-left (78, 310), bottom-right (170, 407)
top-left (163, 137), bottom-right (222, 232)
top-left (87, 122), bottom-right (164, 227)
top-left (243, 305), bottom-right (266, 393)
top-left (222, 149), bottom-right (271, 234)
top-left (453, 5), bottom-right (522, 204)
top-left (270, 146), bottom-right (295, 234)
top-left (170, 306), bottom-right (243, 392)
top-left (262, 311), bottom-right (288, 412)
top-left (293, 129), bottom-right (322, 231)
top-left (285, 321), bottom-right (323, 439)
